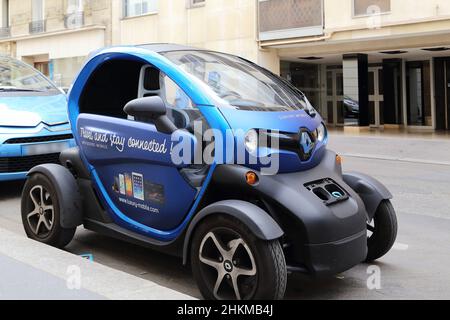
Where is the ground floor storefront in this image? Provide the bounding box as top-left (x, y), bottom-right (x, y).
top-left (281, 53), bottom-right (450, 132)
top-left (279, 45), bottom-right (450, 132)
top-left (16, 54), bottom-right (86, 89)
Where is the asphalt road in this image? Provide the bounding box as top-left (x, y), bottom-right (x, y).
top-left (1, 132), bottom-right (449, 300)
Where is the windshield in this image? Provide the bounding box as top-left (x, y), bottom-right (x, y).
top-left (161, 50), bottom-right (308, 112)
top-left (0, 56), bottom-right (57, 93)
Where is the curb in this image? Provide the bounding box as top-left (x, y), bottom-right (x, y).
top-left (0, 227), bottom-right (195, 300)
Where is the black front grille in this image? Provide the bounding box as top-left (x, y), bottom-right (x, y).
top-left (4, 134), bottom-right (73, 145)
top-left (260, 129), bottom-right (317, 162)
top-left (0, 153), bottom-right (61, 173)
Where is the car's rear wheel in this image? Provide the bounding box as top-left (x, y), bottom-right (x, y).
top-left (191, 215), bottom-right (287, 300)
top-left (366, 200), bottom-right (398, 262)
top-left (21, 173), bottom-right (76, 248)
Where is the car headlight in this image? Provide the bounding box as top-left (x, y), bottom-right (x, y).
top-left (316, 123), bottom-right (328, 142)
top-left (245, 129), bottom-right (258, 154)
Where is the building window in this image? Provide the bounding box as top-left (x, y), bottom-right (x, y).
top-left (258, 0), bottom-right (324, 41)
top-left (65, 0), bottom-right (84, 28)
top-left (187, 0), bottom-right (205, 8)
top-left (353, 0), bottom-right (390, 16)
top-left (0, 0), bottom-right (9, 38)
top-left (30, 0), bottom-right (45, 33)
top-left (67, 0), bottom-right (83, 13)
top-left (0, 0), bottom-right (8, 27)
top-left (124, 0), bottom-right (158, 18)
top-left (32, 0), bottom-right (45, 22)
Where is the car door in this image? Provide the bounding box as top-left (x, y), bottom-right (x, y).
top-left (77, 72), bottom-right (200, 234)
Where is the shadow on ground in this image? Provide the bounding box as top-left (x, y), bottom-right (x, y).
top-left (67, 226), bottom-right (399, 300)
top-left (0, 181), bottom-right (24, 201)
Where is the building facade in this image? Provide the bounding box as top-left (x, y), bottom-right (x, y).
top-left (0, 0), bottom-right (278, 88)
top-left (0, 0), bottom-right (111, 87)
top-left (1, 0), bottom-right (449, 132)
top-left (263, 0), bottom-right (450, 132)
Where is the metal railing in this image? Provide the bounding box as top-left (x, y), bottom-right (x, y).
top-left (29, 20), bottom-right (47, 34)
top-left (64, 11), bottom-right (85, 29)
top-left (258, 0), bottom-right (324, 41)
top-left (0, 27), bottom-right (11, 38)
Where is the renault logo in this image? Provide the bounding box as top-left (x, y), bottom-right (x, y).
top-left (299, 129), bottom-right (316, 161)
top-left (223, 260), bottom-right (234, 273)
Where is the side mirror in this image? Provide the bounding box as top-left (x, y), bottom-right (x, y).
top-left (124, 96), bottom-right (177, 134)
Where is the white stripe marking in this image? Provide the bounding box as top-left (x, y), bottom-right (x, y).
top-left (342, 153), bottom-right (450, 167)
top-left (393, 242), bottom-right (409, 251)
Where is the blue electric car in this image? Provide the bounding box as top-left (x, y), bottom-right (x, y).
top-left (0, 56), bottom-right (75, 181)
top-left (21, 44), bottom-right (397, 300)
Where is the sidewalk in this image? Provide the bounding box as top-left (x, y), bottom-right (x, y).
top-left (329, 131), bottom-right (450, 221)
top-left (328, 129), bottom-right (450, 166)
top-left (0, 227), bottom-right (195, 300)
top-left (330, 127), bottom-right (450, 140)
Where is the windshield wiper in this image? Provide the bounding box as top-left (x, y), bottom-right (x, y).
top-left (230, 99), bottom-right (264, 108)
top-left (0, 87), bottom-right (44, 92)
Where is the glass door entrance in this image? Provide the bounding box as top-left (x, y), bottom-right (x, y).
top-left (406, 61), bottom-right (432, 127)
top-left (368, 67), bottom-right (384, 127)
top-left (326, 69), bottom-right (344, 126)
top-left (446, 60), bottom-right (450, 130)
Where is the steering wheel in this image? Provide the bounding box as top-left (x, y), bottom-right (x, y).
top-left (219, 91), bottom-right (243, 100)
top-left (168, 107), bottom-right (191, 130)
top-left (168, 108), bottom-right (207, 136)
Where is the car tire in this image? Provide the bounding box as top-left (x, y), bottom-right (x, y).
top-left (366, 200), bottom-right (398, 262)
top-left (21, 173), bottom-right (76, 249)
top-left (191, 214), bottom-right (287, 300)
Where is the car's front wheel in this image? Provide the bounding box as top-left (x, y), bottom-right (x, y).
top-left (366, 200), bottom-right (398, 262)
top-left (191, 215), bottom-right (287, 300)
top-left (21, 173), bottom-right (76, 248)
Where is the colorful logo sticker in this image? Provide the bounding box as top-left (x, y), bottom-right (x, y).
top-left (125, 174), bottom-right (133, 197)
top-left (119, 174), bottom-right (126, 195)
top-left (132, 172), bottom-right (145, 201)
top-left (113, 171), bottom-right (166, 208)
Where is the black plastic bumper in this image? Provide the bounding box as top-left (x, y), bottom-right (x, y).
top-left (213, 150), bottom-right (370, 276)
top-left (303, 230), bottom-right (367, 277)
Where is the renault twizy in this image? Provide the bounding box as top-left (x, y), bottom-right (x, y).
top-left (21, 44), bottom-right (397, 300)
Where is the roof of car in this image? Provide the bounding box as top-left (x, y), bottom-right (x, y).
top-left (138, 43), bottom-right (201, 53)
